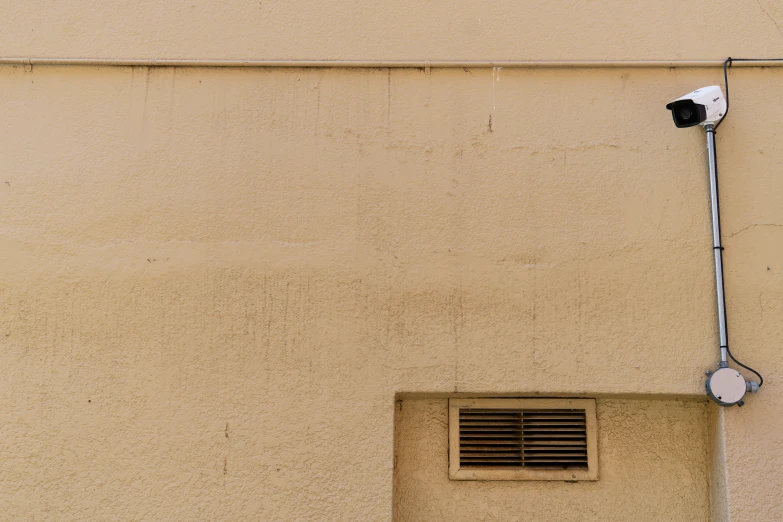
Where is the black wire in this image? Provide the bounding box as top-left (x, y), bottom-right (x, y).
top-left (726, 345), bottom-right (764, 387)
top-left (713, 57), bottom-right (731, 131)
top-left (715, 57), bottom-right (783, 131)
top-left (712, 57), bottom-right (769, 385)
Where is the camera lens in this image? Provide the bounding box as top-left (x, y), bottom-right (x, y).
top-left (679, 107), bottom-right (693, 120)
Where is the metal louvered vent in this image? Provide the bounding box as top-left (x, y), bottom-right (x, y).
top-left (449, 399), bottom-right (598, 481)
top-left (459, 408), bottom-right (587, 468)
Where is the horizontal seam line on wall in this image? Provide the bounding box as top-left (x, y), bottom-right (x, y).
top-left (3, 58), bottom-right (783, 68)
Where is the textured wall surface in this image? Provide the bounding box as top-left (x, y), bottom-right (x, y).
top-left (2, 0), bottom-right (783, 60)
top-left (0, 36), bottom-right (782, 521)
top-left (394, 398), bottom-right (710, 522)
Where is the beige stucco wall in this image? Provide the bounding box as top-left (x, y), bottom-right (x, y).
top-left (3, 0), bottom-right (783, 60)
top-left (1, 2), bottom-right (783, 519)
top-left (395, 398), bottom-right (710, 521)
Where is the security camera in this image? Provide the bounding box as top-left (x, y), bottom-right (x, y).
top-left (665, 85), bottom-right (727, 128)
top-left (665, 81), bottom-right (764, 406)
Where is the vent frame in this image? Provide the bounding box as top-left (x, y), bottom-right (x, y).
top-left (448, 398), bottom-right (598, 481)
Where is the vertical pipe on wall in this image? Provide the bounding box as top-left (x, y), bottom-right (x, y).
top-left (705, 124), bottom-right (729, 366)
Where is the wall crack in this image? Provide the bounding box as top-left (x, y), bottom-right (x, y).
top-left (755, 0), bottom-right (783, 42)
top-left (725, 222), bottom-right (783, 238)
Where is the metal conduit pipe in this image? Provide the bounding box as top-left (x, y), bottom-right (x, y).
top-left (705, 124), bottom-right (729, 367)
top-left (4, 58), bottom-right (783, 68)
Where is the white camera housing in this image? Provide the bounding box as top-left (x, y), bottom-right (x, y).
top-left (665, 85), bottom-right (727, 128)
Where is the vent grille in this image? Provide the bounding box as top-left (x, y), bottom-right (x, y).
top-left (459, 408), bottom-right (588, 469)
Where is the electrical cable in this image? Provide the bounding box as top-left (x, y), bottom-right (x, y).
top-left (713, 57), bottom-right (731, 131)
top-left (712, 56), bottom-right (773, 385)
top-left (726, 345), bottom-right (764, 387)
top-left (715, 56), bottom-right (783, 131)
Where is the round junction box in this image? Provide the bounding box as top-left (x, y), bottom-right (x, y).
top-left (706, 367), bottom-right (747, 406)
